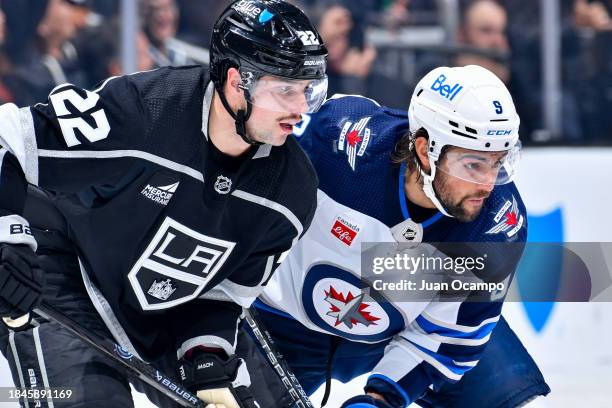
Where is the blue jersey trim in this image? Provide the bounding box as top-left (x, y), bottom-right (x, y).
top-left (398, 163), bottom-right (410, 219)
top-left (367, 373), bottom-right (411, 407)
top-left (253, 299), bottom-right (296, 321)
top-left (415, 315), bottom-right (496, 340)
top-left (400, 338), bottom-right (472, 377)
top-left (398, 163), bottom-right (442, 228)
top-left (422, 212), bottom-right (444, 228)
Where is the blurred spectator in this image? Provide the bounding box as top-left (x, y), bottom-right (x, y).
top-left (1, 0), bottom-right (50, 65)
top-left (456, 0), bottom-right (510, 83)
top-left (175, 0), bottom-right (231, 47)
top-left (574, 0), bottom-right (612, 30)
top-left (7, 0), bottom-right (89, 105)
top-left (381, 0), bottom-right (439, 29)
top-left (571, 0), bottom-right (612, 140)
top-left (75, 20), bottom-right (154, 86)
top-left (502, 0), bottom-right (584, 141)
top-left (140, 0), bottom-right (191, 66)
top-left (0, 5), bottom-right (5, 50)
top-left (65, 0), bottom-right (98, 30)
top-left (90, 0), bottom-right (120, 18)
top-left (316, 3), bottom-right (377, 95)
top-left (0, 4), bottom-right (13, 104)
top-left (383, 0), bottom-right (411, 30)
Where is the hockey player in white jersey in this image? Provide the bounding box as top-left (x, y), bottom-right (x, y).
top-left (253, 65), bottom-right (550, 407)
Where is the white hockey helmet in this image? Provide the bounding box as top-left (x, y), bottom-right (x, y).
top-left (408, 65), bottom-right (521, 216)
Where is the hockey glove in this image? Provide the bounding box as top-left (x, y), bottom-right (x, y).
top-left (178, 350), bottom-right (260, 408)
top-left (0, 244), bottom-right (45, 323)
top-left (341, 395), bottom-right (395, 408)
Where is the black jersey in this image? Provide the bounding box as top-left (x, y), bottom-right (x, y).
top-left (0, 66), bottom-right (317, 361)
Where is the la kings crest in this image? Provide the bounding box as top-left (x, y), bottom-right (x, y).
top-left (128, 217), bottom-right (235, 310)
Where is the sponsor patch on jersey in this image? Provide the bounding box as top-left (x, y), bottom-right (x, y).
top-left (331, 216), bottom-right (360, 246)
top-left (141, 182), bottom-right (179, 206)
top-left (337, 116), bottom-right (372, 170)
top-left (128, 217), bottom-right (236, 310)
top-left (486, 195), bottom-right (524, 238)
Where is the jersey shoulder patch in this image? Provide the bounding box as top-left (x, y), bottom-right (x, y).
top-left (295, 94), bottom-right (409, 172)
top-left (481, 182), bottom-right (527, 242)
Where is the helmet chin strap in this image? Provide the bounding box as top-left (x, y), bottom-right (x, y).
top-left (420, 165), bottom-right (454, 218)
top-left (216, 85), bottom-right (262, 146)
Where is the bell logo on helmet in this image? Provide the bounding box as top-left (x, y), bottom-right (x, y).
top-left (487, 130), bottom-right (512, 136)
top-left (430, 74), bottom-right (463, 101)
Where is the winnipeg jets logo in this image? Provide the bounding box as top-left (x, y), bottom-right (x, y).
top-left (486, 195), bottom-right (524, 238)
top-left (147, 278), bottom-right (177, 300)
top-left (141, 182), bottom-right (179, 206)
top-left (337, 117), bottom-right (372, 170)
top-left (214, 175), bottom-right (232, 194)
top-left (324, 286), bottom-right (380, 329)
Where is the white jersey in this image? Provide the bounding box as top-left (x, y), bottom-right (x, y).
top-left (257, 94), bottom-right (527, 401)
top-left (261, 189), bottom-right (429, 341)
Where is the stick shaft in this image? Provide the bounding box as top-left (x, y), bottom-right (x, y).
top-left (31, 303), bottom-right (206, 408)
top-left (244, 308), bottom-right (313, 408)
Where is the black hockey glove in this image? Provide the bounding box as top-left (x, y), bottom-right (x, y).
top-left (0, 244), bottom-right (45, 321)
top-left (341, 395), bottom-right (395, 408)
top-left (178, 350), bottom-right (260, 408)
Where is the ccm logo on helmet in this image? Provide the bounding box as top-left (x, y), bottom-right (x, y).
top-left (430, 74), bottom-right (463, 101)
top-left (487, 130), bottom-right (512, 136)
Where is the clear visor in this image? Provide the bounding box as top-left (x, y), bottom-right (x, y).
top-left (435, 142), bottom-right (522, 185)
top-left (240, 70), bottom-right (328, 114)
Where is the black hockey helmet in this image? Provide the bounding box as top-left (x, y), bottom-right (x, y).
top-left (209, 0), bottom-right (328, 145)
top-left (210, 0), bottom-right (327, 84)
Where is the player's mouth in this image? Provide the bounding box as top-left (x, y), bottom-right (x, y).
top-left (464, 194), bottom-right (489, 207)
top-left (466, 198), bottom-right (485, 205)
top-left (279, 122), bottom-right (296, 134)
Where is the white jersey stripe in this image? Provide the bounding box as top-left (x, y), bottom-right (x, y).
top-left (38, 149), bottom-right (205, 182)
top-left (8, 331), bottom-right (30, 408)
top-left (420, 311), bottom-right (500, 333)
top-left (33, 326), bottom-right (54, 407)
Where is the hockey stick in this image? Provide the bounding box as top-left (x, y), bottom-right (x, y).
top-left (4, 304), bottom-right (206, 408)
top-left (244, 308), bottom-right (313, 408)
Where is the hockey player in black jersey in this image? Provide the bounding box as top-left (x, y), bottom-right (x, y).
top-left (0, 1), bottom-right (326, 407)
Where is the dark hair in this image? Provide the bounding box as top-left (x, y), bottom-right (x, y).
top-left (392, 127), bottom-right (429, 175)
top-left (393, 127), bottom-right (454, 180)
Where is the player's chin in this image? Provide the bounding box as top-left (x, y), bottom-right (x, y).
top-left (271, 124), bottom-right (293, 144)
top-left (460, 204), bottom-right (484, 222)
top-left (451, 200), bottom-right (484, 222)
